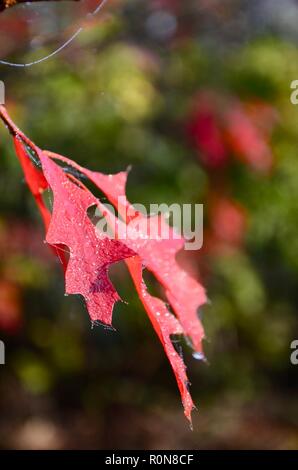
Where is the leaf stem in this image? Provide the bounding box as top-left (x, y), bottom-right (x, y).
top-left (0, 105), bottom-right (38, 153)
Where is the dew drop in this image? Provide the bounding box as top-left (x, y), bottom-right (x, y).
top-left (192, 351), bottom-right (205, 361)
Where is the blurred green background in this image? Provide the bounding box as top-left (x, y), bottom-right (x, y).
top-left (0, 0), bottom-right (298, 449)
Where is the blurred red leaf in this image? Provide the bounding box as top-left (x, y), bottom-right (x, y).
top-left (207, 196), bottom-right (247, 253)
top-left (187, 92), bottom-right (228, 169)
top-left (0, 280), bottom-right (22, 334)
top-left (187, 91), bottom-right (276, 174)
top-left (225, 103), bottom-right (274, 174)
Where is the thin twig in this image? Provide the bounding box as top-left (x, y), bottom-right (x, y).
top-left (0, 0), bottom-right (79, 12)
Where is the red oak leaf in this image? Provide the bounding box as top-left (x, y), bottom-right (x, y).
top-left (13, 136), bottom-right (50, 228)
top-left (40, 152), bottom-right (136, 326)
top-left (126, 256), bottom-right (195, 421)
top-left (44, 153), bottom-right (206, 354)
top-left (14, 135), bottom-right (135, 325)
top-left (0, 105), bottom-right (206, 423)
top-left (66, 186), bottom-right (197, 420)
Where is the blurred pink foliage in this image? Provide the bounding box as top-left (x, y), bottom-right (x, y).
top-left (186, 90), bottom-right (277, 173)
